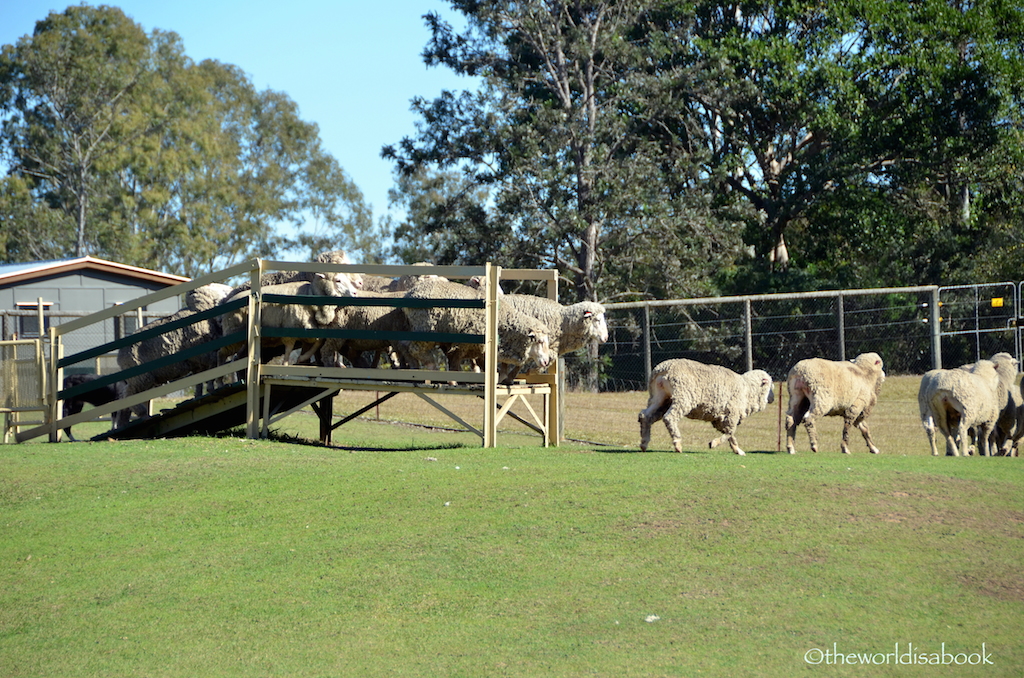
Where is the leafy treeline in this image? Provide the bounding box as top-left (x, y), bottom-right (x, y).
top-left (0, 5), bottom-right (380, 278)
top-left (385, 0), bottom-right (1024, 302)
top-left (2, 2), bottom-right (1020, 295)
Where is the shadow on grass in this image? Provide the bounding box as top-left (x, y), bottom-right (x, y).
top-left (210, 426), bottom-right (475, 453)
top-left (594, 447), bottom-right (787, 455)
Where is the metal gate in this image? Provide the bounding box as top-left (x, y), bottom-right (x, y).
top-left (937, 282), bottom-right (1020, 367)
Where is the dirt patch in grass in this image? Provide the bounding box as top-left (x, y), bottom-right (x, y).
top-left (959, 573), bottom-right (1024, 603)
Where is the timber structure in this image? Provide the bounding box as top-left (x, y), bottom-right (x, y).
top-left (8, 261), bottom-right (561, 447)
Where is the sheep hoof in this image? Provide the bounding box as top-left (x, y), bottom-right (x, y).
top-left (734, 449), bottom-right (745, 456)
top-left (709, 438), bottom-right (720, 449)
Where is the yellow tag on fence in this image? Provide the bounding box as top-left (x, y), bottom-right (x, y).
top-left (991, 297), bottom-right (1004, 308)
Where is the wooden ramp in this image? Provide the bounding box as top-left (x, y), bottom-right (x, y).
top-left (99, 382), bottom-right (335, 442)
top-left (99, 374), bottom-right (556, 447)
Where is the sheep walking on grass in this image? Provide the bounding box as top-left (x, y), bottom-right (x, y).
top-left (918, 352), bottom-right (1018, 457)
top-left (638, 358), bottom-right (775, 455)
top-left (785, 352), bottom-right (885, 455)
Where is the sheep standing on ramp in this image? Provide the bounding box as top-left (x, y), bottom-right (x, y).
top-left (785, 352), bottom-right (885, 455)
top-left (638, 358), bottom-right (775, 455)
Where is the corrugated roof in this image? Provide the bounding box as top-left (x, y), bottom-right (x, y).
top-left (0, 256), bottom-right (190, 287)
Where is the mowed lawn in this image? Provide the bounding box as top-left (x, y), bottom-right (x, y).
top-left (1, 375), bottom-right (1022, 677)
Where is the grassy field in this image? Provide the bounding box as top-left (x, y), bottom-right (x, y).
top-left (2, 376), bottom-right (1022, 676)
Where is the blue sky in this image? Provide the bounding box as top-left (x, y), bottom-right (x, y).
top-left (0, 1), bottom-right (474, 230)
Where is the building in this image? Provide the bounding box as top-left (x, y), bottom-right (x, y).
top-left (0, 257), bottom-right (189, 371)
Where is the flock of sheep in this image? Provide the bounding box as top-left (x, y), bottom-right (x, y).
top-left (638, 350), bottom-right (1022, 457)
top-left (62, 250), bottom-right (1023, 456)
top-left (104, 251), bottom-right (610, 432)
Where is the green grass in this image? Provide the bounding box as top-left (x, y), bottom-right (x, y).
top-left (2, 417), bottom-right (1023, 677)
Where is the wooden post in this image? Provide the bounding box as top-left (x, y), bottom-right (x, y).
top-left (48, 327), bottom-right (61, 442)
top-left (246, 260), bottom-right (263, 439)
top-left (318, 393), bottom-right (334, 445)
top-left (546, 271), bottom-right (561, 446)
top-left (483, 263), bottom-right (500, 447)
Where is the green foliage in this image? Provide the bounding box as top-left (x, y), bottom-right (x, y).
top-left (390, 0), bottom-right (1023, 297)
top-left (385, 0), bottom-right (744, 304)
top-left (0, 5), bottom-right (372, 276)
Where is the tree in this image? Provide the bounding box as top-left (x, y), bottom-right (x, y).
top-left (681, 0), bottom-right (1024, 284)
top-left (385, 0), bottom-right (743, 305)
top-left (0, 4), bottom-right (153, 257)
top-left (0, 4), bottom-right (373, 277)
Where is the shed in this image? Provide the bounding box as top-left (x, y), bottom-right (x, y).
top-left (0, 257), bottom-right (189, 372)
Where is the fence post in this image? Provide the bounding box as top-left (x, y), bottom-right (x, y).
top-left (643, 304), bottom-right (652, 381)
top-left (931, 287), bottom-right (942, 370)
top-left (744, 299), bottom-right (753, 372)
top-left (836, 293), bottom-right (846, 362)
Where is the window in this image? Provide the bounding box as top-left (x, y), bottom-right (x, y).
top-left (15, 301), bottom-right (53, 338)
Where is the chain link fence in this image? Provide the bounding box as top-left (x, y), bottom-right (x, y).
top-left (595, 283), bottom-right (1022, 392)
top-left (1, 310), bottom-right (172, 376)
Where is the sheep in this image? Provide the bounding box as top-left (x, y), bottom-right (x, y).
top-left (918, 352), bottom-right (1018, 457)
top-left (785, 352), bottom-right (885, 455)
top-left (185, 283), bottom-right (234, 313)
top-left (320, 290), bottom-right (415, 368)
top-left (400, 278), bottom-right (552, 380)
top-left (227, 250), bottom-right (361, 297)
top-left (218, 272), bottom-right (356, 367)
top-left (990, 354), bottom-right (1023, 456)
top-left (60, 373), bottom-right (120, 441)
top-left (113, 307), bottom-right (222, 428)
top-left (501, 294), bottom-right (609, 355)
top-left (637, 359), bottom-right (775, 455)
top-left (388, 262), bottom-right (446, 292)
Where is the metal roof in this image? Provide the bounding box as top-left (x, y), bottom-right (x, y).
top-left (0, 256), bottom-right (190, 287)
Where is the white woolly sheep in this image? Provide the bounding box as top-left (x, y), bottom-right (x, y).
top-left (918, 352), bottom-right (1018, 457)
top-left (785, 352), bottom-right (885, 455)
top-left (219, 273), bottom-right (356, 367)
top-left (114, 308), bottom-right (222, 428)
top-left (228, 250), bottom-right (361, 297)
top-left (502, 294), bottom-right (609, 355)
top-left (401, 278), bottom-right (551, 379)
top-left (320, 290), bottom-right (415, 368)
top-left (185, 283), bottom-right (235, 313)
top-left (637, 358), bottom-right (775, 455)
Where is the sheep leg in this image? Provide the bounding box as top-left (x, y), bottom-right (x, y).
top-left (710, 433), bottom-right (744, 456)
top-left (785, 382), bottom-right (810, 454)
top-left (976, 423), bottom-right (993, 457)
top-left (954, 420), bottom-right (969, 457)
top-left (801, 411), bottom-right (820, 453)
top-left (854, 416), bottom-right (880, 454)
top-left (662, 411), bottom-right (685, 454)
top-left (293, 339), bottom-right (323, 366)
top-left (921, 412), bottom-right (941, 456)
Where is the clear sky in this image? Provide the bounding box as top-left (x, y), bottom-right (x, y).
top-left (0, 1), bottom-right (473, 228)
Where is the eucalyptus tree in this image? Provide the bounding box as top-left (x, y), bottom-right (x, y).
top-left (0, 5), bottom-right (153, 258)
top-left (681, 0), bottom-right (1024, 281)
top-left (0, 4), bottom-right (372, 277)
top-left (385, 0), bottom-right (742, 306)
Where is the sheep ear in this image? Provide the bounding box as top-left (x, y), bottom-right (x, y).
top-left (315, 272), bottom-right (327, 280)
top-left (583, 310), bottom-right (593, 318)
